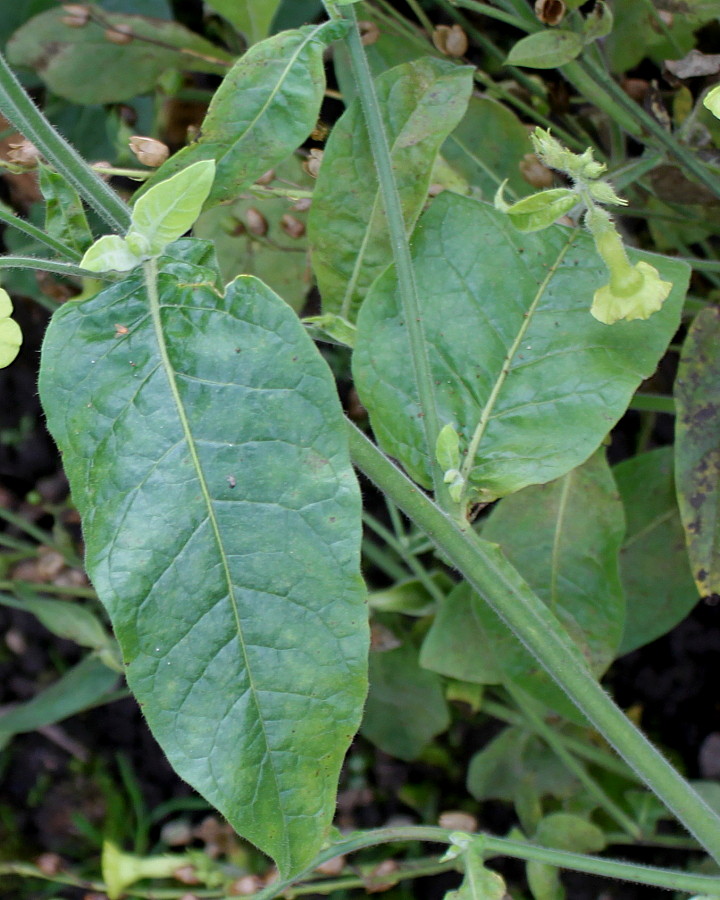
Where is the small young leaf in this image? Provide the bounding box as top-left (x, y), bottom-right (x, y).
top-left (39, 164), bottom-right (92, 254)
top-left (506, 30), bottom-right (584, 69)
top-left (583, 1), bottom-right (613, 43)
top-left (128, 160), bottom-right (215, 257)
top-left (0, 288), bottom-right (22, 368)
top-left (503, 188), bottom-right (577, 232)
top-left (436, 423), bottom-right (461, 471)
top-left (80, 235), bottom-right (142, 273)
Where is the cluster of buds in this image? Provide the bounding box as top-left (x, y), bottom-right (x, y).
top-left (496, 128), bottom-right (671, 325)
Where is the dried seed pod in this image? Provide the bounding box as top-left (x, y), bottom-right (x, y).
top-left (61, 4), bottom-right (90, 26)
top-left (432, 24), bottom-right (468, 57)
top-left (128, 135), bottom-right (169, 167)
top-left (519, 152), bottom-right (554, 188)
top-left (304, 148), bottom-right (323, 178)
top-left (438, 811), bottom-right (478, 832)
top-left (534, 0), bottom-right (566, 25)
top-left (7, 139), bottom-right (41, 166)
top-left (245, 207), bottom-right (268, 236)
top-left (227, 875), bottom-right (263, 896)
top-left (104, 23), bottom-right (133, 44)
top-left (255, 168), bottom-right (275, 185)
top-left (358, 20), bottom-right (380, 46)
top-left (35, 853), bottom-right (63, 876)
top-left (292, 197), bottom-right (312, 213)
top-left (280, 213), bottom-right (305, 239)
top-left (315, 855), bottom-right (346, 876)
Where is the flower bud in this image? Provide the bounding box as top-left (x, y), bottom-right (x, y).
top-left (128, 136), bottom-right (169, 167)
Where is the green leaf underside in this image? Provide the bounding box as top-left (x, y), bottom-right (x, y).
top-left (141, 23), bottom-right (339, 208)
top-left (39, 164), bottom-right (92, 255)
top-left (38, 243), bottom-right (368, 876)
top-left (0, 655), bottom-right (118, 750)
top-left (361, 643), bottom-right (449, 761)
top-left (6, 6), bottom-right (232, 104)
top-left (206, 0), bottom-right (282, 41)
top-left (506, 30), bottom-right (584, 69)
top-left (675, 306), bottom-right (720, 601)
top-left (309, 57), bottom-right (474, 321)
top-left (353, 193), bottom-right (689, 500)
top-left (422, 453), bottom-right (624, 721)
top-left (614, 447), bottom-right (698, 655)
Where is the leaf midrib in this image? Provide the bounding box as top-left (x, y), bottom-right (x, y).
top-left (143, 261), bottom-right (285, 845)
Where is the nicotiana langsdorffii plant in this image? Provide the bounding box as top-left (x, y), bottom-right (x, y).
top-left (1, 0), bottom-right (720, 897)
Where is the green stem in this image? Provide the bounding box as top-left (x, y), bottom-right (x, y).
top-left (0, 508), bottom-right (82, 567)
top-left (404, 0), bottom-right (435, 34)
top-left (0, 256), bottom-right (113, 280)
top-left (504, 682), bottom-right (643, 839)
top-left (0, 52), bottom-right (131, 233)
top-left (449, 0), bottom-right (532, 31)
top-left (362, 537), bottom-right (409, 581)
top-left (256, 825), bottom-right (720, 898)
top-left (325, 1), bottom-right (447, 504)
top-left (482, 697), bottom-right (640, 781)
top-left (0, 204), bottom-right (81, 261)
top-left (346, 419), bottom-right (720, 864)
top-left (0, 580), bottom-right (98, 599)
top-left (363, 511), bottom-right (447, 605)
top-left (628, 394), bottom-right (675, 414)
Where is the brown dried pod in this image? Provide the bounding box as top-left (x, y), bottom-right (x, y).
top-left (432, 24), bottom-right (468, 58)
top-left (438, 811), bottom-right (478, 832)
top-left (315, 855), bottom-right (346, 876)
top-left (173, 865), bottom-right (201, 885)
top-left (280, 213), bottom-right (306, 239)
top-left (35, 853), bottom-right (63, 876)
top-left (304, 148), bottom-right (324, 178)
top-left (255, 168), bottom-right (275, 185)
top-left (104, 23), bottom-right (134, 44)
top-left (227, 875), bottom-right (263, 896)
top-left (7, 139), bottom-right (41, 166)
top-left (534, 0), bottom-right (566, 26)
top-left (292, 197), bottom-right (312, 213)
top-left (245, 207), bottom-right (268, 237)
top-left (128, 135), bottom-right (169, 167)
top-left (358, 20), bottom-right (380, 46)
top-left (519, 153), bottom-right (554, 188)
top-left (61, 4), bottom-right (90, 27)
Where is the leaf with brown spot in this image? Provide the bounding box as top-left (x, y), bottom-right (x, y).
top-left (675, 306), bottom-right (720, 599)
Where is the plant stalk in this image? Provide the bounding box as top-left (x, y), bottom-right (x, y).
top-left (346, 419), bottom-right (720, 864)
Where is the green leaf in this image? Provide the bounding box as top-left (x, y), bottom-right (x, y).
top-left (353, 193), bottom-right (689, 499)
top-left (445, 845), bottom-right (507, 900)
top-left (467, 726), bottom-right (579, 804)
top-left (141, 23), bottom-right (341, 208)
top-left (369, 573), bottom-right (450, 616)
top-left (80, 235), bottom-right (142, 273)
top-left (436, 423), bottom-right (461, 472)
top-left (128, 160), bottom-right (215, 257)
top-left (614, 447), bottom-right (699, 655)
top-left (38, 246), bottom-right (368, 876)
top-left (424, 453), bottom-right (625, 720)
top-left (527, 813), bottom-right (606, 900)
top-left (206, 0), bottom-right (283, 42)
top-left (605, 3), bottom-right (698, 72)
top-left (0, 591), bottom-right (113, 653)
top-left (506, 31), bottom-right (584, 69)
top-left (271, 0), bottom-right (324, 33)
top-left (194, 156), bottom-right (314, 312)
top-left (6, 6), bottom-right (233, 104)
top-left (38, 164), bottom-right (92, 255)
top-left (0, 288), bottom-right (22, 368)
top-left (442, 96), bottom-right (533, 201)
top-left (0, 655), bottom-right (119, 750)
top-left (582, 1), bottom-right (613, 43)
top-left (503, 188), bottom-right (578, 233)
top-left (309, 57), bottom-right (474, 321)
top-left (361, 643), bottom-right (449, 760)
top-left (675, 306), bottom-right (720, 601)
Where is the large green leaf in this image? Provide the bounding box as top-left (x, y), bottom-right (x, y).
top-left (675, 306), bottom-right (720, 602)
top-left (353, 193), bottom-right (689, 500)
top-left (361, 643), bottom-right (449, 761)
top-left (442, 97), bottom-right (533, 201)
top-left (194, 156), bottom-right (313, 312)
top-left (141, 23), bottom-right (342, 208)
top-left (38, 243), bottom-right (368, 876)
top-left (614, 447), bottom-right (699, 655)
top-left (7, 6), bottom-right (233, 104)
top-left (206, 0), bottom-right (283, 43)
top-left (423, 452), bottom-right (625, 720)
top-left (308, 57), bottom-right (473, 321)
